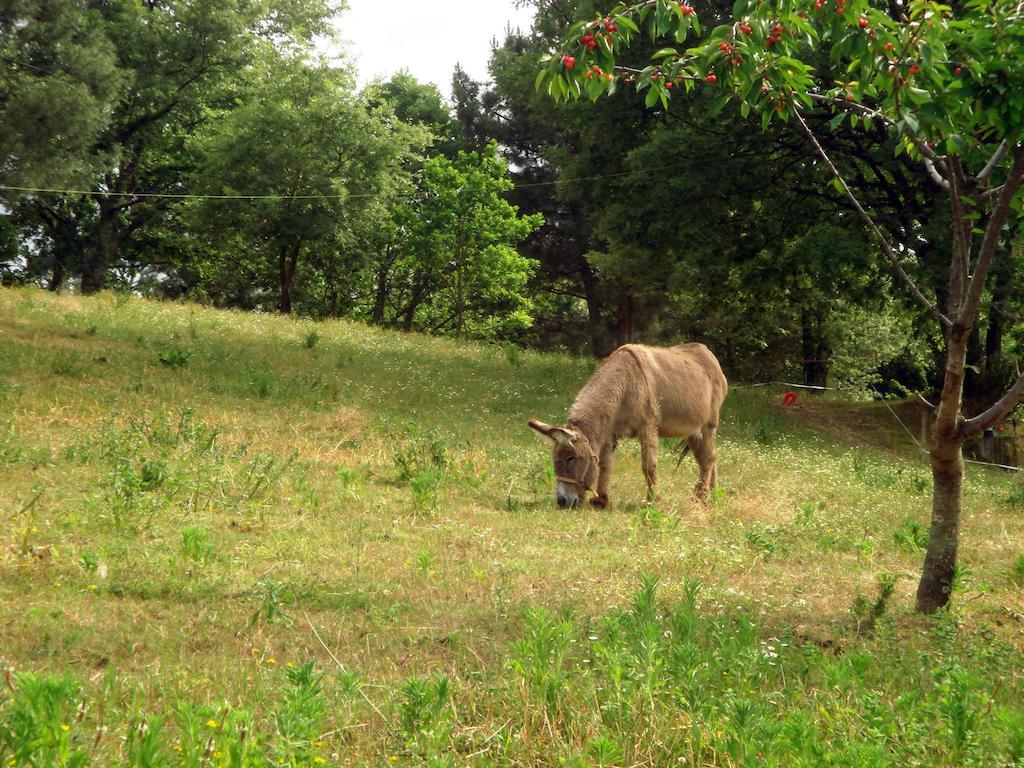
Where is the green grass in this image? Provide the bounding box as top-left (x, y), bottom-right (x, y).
top-left (1, 286), bottom-right (1023, 767)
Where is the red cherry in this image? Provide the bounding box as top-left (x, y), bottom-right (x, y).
top-left (954, 66), bottom-right (962, 75)
top-left (858, 17), bottom-right (868, 27)
top-left (666, 81), bottom-right (674, 89)
top-left (680, 3), bottom-right (694, 14)
top-left (766, 36), bottom-right (776, 45)
top-left (562, 55), bottom-right (576, 69)
top-left (606, 23), bottom-right (617, 32)
top-left (884, 41), bottom-right (894, 51)
top-left (908, 63), bottom-right (921, 75)
top-left (705, 73), bottom-right (717, 83)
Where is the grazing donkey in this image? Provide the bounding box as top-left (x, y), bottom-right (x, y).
top-left (528, 343), bottom-right (727, 508)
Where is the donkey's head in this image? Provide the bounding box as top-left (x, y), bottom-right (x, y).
top-left (527, 419), bottom-right (599, 508)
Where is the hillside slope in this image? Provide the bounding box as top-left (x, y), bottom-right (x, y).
top-left (1, 287), bottom-right (1022, 766)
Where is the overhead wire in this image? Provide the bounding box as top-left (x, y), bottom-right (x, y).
top-left (0, 154), bottom-right (727, 202)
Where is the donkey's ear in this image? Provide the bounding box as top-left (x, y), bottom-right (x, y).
top-left (528, 419), bottom-right (556, 438)
top-left (527, 419), bottom-right (575, 445)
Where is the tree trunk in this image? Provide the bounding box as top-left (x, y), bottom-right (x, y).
top-left (578, 256), bottom-right (608, 358)
top-left (916, 322), bottom-right (969, 613)
top-left (963, 327), bottom-right (984, 401)
top-left (278, 242), bottom-right (300, 314)
top-left (916, 438), bottom-right (964, 612)
top-left (371, 249), bottom-right (393, 326)
top-left (48, 251), bottom-right (67, 292)
top-left (402, 277), bottom-right (426, 332)
top-left (615, 287), bottom-right (635, 347)
top-left (801, 309), bottom-right (830, 388)
top-left (82, 198), bottom-right (119, 294)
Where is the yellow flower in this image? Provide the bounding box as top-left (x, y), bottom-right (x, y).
top-left (60, 724), bottom-right (70, 732)
top-left (266, 658), bottom-right (277, 665)
top-left (314, 759), bottom-right (326, 765)
top-left (206, 719), bottom-right (219, 729)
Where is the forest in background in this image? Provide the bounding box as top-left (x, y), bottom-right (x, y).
top-left (1, 0), bottom-right (1021, 402)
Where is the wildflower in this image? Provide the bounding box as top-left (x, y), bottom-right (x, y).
top-left (206, 719), bottom-right (219, 729)
top-left (61, 724), bottom-right (70, 732)
top-left (314, 759), bottom-right (326, 765)
top-left (267, 658), bottom-right (277, 665)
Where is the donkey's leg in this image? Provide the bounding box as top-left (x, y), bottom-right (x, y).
top-left (707, 424), bottom-right (719, 490)
top-left (591, 442), bottom-right (615, 509)
top-left (690, 425), bottom-right (718, 502)
top-left (640, 427), bottom-right (659, 503)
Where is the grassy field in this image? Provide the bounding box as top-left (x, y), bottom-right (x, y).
top-left (1, 286), bottom-right (1023, 768)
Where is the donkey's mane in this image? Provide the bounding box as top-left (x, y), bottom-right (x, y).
top-left (567, 350), bottom-right (638, 443)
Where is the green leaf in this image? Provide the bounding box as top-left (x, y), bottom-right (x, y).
top-left (618, 15), bottom-right (640, 34)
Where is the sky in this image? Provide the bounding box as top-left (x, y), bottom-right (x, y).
top-left (330, 0), bottom-right (536, 98)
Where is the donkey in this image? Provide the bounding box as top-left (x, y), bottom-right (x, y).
top-left (528, 343), bottom-right (727, 508)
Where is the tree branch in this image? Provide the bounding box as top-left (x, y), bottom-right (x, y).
top-left (959, 371), bottom-right (1024, 440)
top-left (976, 140), bottom-right (1009, 183)
top-left (958, 144), bottom-right (1024, 330)
top-left (791, 104), bottom-right (952, 328)
top-left (806, 93), bottom-right (949, 188)
top-left (947, 156), bottom-right (971, 313)
top-left (924, 157), bottom-right (951, 190)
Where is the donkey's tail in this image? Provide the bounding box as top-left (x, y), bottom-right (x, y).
top-left (674, 436), bottom-right (695, 468)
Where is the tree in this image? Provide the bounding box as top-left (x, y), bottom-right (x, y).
top-left (0, 0), bottom-right (122, 192)
top-left (73, 0), bottom-right (339, 293)
top-left (189, 53), bottom-right (424, 315)
top-left (540, 0), bottom-right (1024, 612)
top-left (382, 144), bottom-right (544, 339)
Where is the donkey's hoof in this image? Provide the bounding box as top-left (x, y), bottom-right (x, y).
top-left (590, 494), bottom-right (610, 510)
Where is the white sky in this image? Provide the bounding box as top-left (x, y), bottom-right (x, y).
top-left (329, 1), bottom-right (536, 98)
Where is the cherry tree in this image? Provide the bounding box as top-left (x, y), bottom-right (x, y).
top-left (538, 0), bottom-right (1024, 612)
